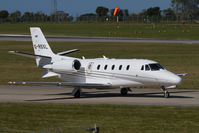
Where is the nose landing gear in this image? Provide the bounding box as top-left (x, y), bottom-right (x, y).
top-left (161, 86), bottom-right (170, 98)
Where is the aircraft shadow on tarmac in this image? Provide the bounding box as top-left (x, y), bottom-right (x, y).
top-left (26, 90), bottom-right (195, 102)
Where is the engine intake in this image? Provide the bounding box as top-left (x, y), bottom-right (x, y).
top-left (73, 60), bottom-right (81, 70)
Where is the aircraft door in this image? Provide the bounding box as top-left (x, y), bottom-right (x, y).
top-left (87, 62), bottom-right (94, 74)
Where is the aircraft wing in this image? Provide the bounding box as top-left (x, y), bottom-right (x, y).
top-left (8, 51), bottom-right (51, 59)
top-left (177, 73), bottom-right (189, 77)
top-left (8, 81), bottom-right (112, 88)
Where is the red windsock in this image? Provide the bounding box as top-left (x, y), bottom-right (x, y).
top-left (113, 7), bottom-right (119, 16)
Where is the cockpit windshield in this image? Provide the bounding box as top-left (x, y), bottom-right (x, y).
top-left (149, 63), bottom-right (165, 71)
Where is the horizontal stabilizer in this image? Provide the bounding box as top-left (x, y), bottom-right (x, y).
top-left (8, 51), bottom-right (51, 59)
top-left (41, 71), bottom-right (59, 78)
top-left (8, 81), bottom-right (111, 87)
top-left (56, 49), bottom-right (79, 56)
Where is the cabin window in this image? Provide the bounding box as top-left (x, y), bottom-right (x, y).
top-left (141, 65), bottom-right (144, 70)
top-left (126, 65), bottom-right (130, 70)
top-left (119, 65), bottom-right (122, 70)
top-left (112, 65), bottom-right (115, 70)
top-left (145, 65), bottom-right (150, 71)
top-left (104, 65), bottom-right (108, 70)
top-left (97, 65), bottom-right (100, 70)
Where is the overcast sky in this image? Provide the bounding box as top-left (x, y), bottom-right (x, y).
top-left (0, 0), bottom-right (171, 16)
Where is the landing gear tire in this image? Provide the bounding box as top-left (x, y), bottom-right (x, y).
top-left (72, 88), bottom-right (81, 98)
top-left (164, 91), bottom-right (170, 98)
top-left (120, 88), bottom-right (128, 96)
top-left (74, 90), bottom-right (81, 98)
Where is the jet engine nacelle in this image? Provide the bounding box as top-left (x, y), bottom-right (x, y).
top-left (52, 59), bottom-right (81, 73)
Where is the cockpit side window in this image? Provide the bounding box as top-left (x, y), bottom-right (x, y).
top-left (149, 63), bottom-right (165, 71)
top-left (145, 65), bottom-right (150, 71)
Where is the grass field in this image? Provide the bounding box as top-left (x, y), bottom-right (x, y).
top-left (0, 103), bottom-right (199, 133)
top-left (1, 23), bottom-right (199, 133)
top-left (0, 25), bottom-right (199, 133)
top-left (0, 41), bottom-right (199, 89)
top-left (0, 23), bottom-right (199, 39)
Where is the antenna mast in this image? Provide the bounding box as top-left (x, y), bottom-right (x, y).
top-left (51, 0), bottom-right (57, 14)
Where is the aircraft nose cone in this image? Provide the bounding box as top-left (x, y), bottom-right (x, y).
top-left (158, 71), bottom-right (182, 87)
top-left (171, 75), bottom-right (182, 86)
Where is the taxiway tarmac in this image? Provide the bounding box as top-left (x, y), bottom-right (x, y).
top-left (1, 34), bottom-right (199, 44)
top-left (0, 85), bottom-right (198, 106)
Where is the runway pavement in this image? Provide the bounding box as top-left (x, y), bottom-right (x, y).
top-left (0, 85), bottom-right (199, 106)
top-left (1, 34), bottom-right (199, 44)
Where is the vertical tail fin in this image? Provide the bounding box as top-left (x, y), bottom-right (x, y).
top-left (30, 27), bottom-right (54, 67)
top-left (30, 27), bottom-right (54, 57)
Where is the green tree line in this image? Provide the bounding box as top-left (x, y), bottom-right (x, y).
top-left (0, 10), bottom-right (73, 23)
top-left (1, 0), bottom-right (199, 23)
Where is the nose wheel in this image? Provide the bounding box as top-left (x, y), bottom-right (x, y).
top-left (161, 86), bottom-right (170, 98)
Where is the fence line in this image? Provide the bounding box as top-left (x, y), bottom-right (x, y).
top-left (0, 16), bottom-right (198, 24)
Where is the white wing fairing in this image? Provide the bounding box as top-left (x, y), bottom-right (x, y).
top-left (41, 71), bottom-right (59, 78)
top-left (8, 27), bottom-right (188, 98)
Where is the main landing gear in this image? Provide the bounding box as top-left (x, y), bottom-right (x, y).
top-left (161, 86), bottom-right (170, 98)
top-left (72, 88), bottom-right (81, 98)
top-left (120, 88), bottom-right (132, 96)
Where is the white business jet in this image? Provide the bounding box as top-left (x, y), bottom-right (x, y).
top-left (9, 27), bottom-right (187, 98)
